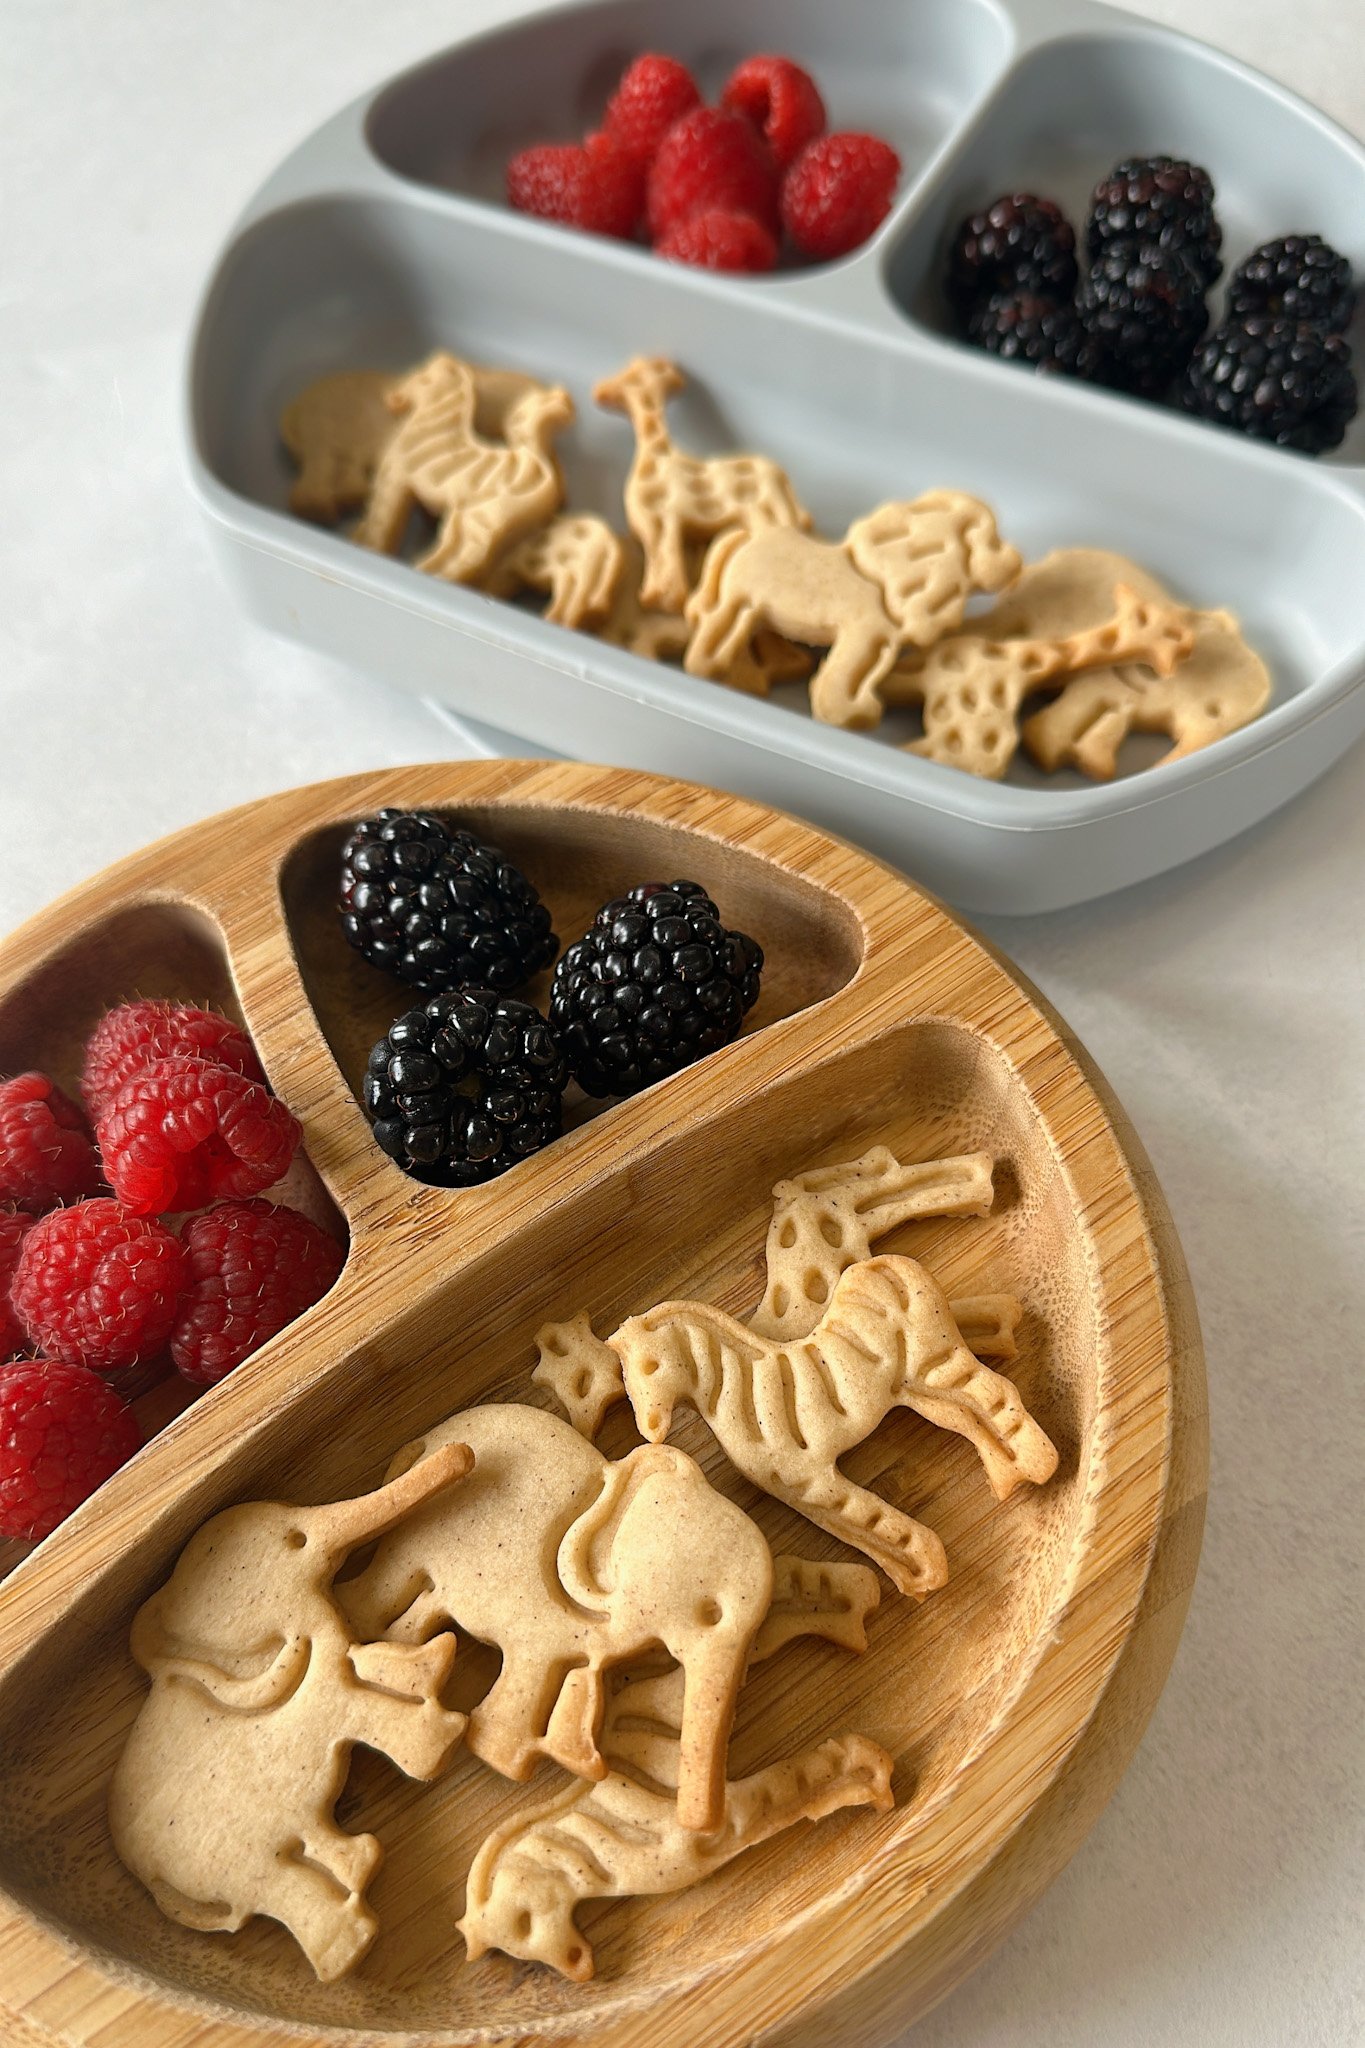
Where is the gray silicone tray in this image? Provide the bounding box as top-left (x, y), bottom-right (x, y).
top-left (185, 0), bottom-right (1365, 913)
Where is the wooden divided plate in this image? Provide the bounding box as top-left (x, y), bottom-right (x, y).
top-left (0, 760), bottom-right (1206, 2045)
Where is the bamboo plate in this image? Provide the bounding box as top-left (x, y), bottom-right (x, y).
top-left (0, 760), bottom-right (1206, 2047)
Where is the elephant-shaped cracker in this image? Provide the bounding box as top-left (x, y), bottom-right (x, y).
top-left (595, 356), bottom-right (810, 614)
top-left (460, 1647), bottom-right (893, 1982)
top-left (684, 491), bottom-right (1022, 729)
top-left (353, 351), bottom-right (572, 582)
top-left (483, 512), bottom-right (627, 628)
top-left (536, 1147), bottom-right (1054, 1596)
top-left (342, 1404), bottom-right (774, 1832)
top-left (108, 1445), bottom-right (473, 1983)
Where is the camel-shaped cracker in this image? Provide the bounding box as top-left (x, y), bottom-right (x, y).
top-left (342, 1404), bottom-right (777, 1831)
top-left (461, 1640), bottom-right (893, 1981)
top-left (483, 512), bottom-right (626, 628)
top-left (888, 581), bottom-right (1196, 780)
top-left (108, 1445), bottom-right (472, 1983)
top-left (595, 356), bottom-right (810, 613)
top-left (684, 492), bottom-right (1022, 729)
top-left (536, 1148), bottom-right (1055, 1596)
top-left (353, 351), bottom-right (572, 582)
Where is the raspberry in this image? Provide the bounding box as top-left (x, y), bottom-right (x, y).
top-left (169, 1200), bottom-right (345, 1385)
top-left (0, 1073), bottom-right (102, 1214)
top-left (780, 132), bottom-right (901, 262)
top-left (0, 1358), bottom-right (142, 1541)
top-left (82, 1000), bottom-right (264, 1119)
top-left (0, 1210), bottom-right (36, 1357)
top-left (603, 53), bottom-right (702, 169)
top-left (96, 1057), bottom-right (300, 1216)
top-left (10, 1199), bottom-right (186, 1374)
top-left (656, 206), bottom-right (777, 273)
top-left (506, 134), bottom-right (643, 239)
top-left (721, 55), bottom-right (826, 171)
top-left (647, 107), bottom-right (779, 242)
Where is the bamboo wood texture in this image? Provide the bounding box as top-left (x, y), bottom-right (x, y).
top-left (0, 761), bottom-right (1206, 2047)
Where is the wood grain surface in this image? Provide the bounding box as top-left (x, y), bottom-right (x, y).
top-left (0, 761), bottom-right (1206, 2046)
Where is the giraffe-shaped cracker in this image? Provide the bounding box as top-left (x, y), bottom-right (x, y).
top-left (353, 351), bottom-right (572, 583)
top-left (595, 356), bottom-right (810, 614)
top-left (889, 582), bottom-right (1195, 779)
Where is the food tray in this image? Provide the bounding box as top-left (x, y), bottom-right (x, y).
top-left (184, 0), bottom-right (1365, 915)
top-left (0, 760), bottom-right (1205, 2045)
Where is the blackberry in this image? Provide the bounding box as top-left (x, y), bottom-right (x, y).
top-left (945, 194), bottom-right (1078, 320)
top-left (1078, 241), bottom-right (1209, 396)
top-left (550, 880), bottom-right (762, 1099)
top-left (339, 809), bottom-right (556, 994)
top-left (364, 988), bottom-right (566, 1185)
top-left (1180, 317), bottom-right (1357, 454)
top-left (1086, 155), bottom-right (1222, 285)
top-left (1226, 235), bottom-right (1355, 336)
top-left (965, 291), bottom-right (1103, 378)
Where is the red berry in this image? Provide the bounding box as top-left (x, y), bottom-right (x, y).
top-left (647, 107), bottom-right (779, 242)
top-left (781, 132), bottom-right (901, 261)
top-left (0, 1210), bottom-right (36, 1357)
top-left (721, 55), bottom-right (826, 171)
top-left (0, 1073), bottom-right (102, 1214)
top-left (604, 53), bottom-right (702, 168)
top-left (656, 206), bottom-right (778, 273)
top-left (507, 134), bottom-right (643, 239)
top-left (10, 1199), bottom-right (187, 1374)
top-left (96, 1056), bottom-right (300, 1216)
top-left (169, 1199), bottom-right (345, 1385)
top-left (0, 1358), bottom-right (142, 1541)
top-left (83, 1000), bottom-right (264, 1121)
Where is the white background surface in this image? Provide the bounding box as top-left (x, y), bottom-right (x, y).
top-left (3, 3), bottom-right (1363, 2042)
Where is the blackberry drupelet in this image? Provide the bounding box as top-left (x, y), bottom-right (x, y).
top-left (550, 880), bottom-right (763, 1099)
top-left (965, 291), bottom-right (1103, 377)
top-left (1180, 317), bottom-right (1357, 454)
top-left (364, 989), bottom-right (567, 1185)
top-left (1085, 155), bottom-right (1222, 285)
top-left (1226, 235), bottom-right (1356, 335)
top-left (339, 809), bottom-right (557, 994)
top-left (1078, 241), bottom-right (1210, 395)
top-left (945, 194), bottom-right (1078, 320)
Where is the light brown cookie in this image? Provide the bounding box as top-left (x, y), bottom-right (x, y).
top-left (483, 512), bottom-right (626, 628)
top-left (107, 1446), bottom-right (472, 1983)
top-left (280, 369), bottom-right (397, 524)
top-left (595, 534), bottom-right (695, 661)
top-left (341, 1403), bottom-right (775, 1832)
top-left (684, 493), bottom-right (1020, 728)
top-left (459, 1563), bottom-right (890, 1981)
top-left (595, 356), bottom-right (810, 613)
top-left (891, 580), bottom-right (1195, 779)
top-left (353, 351), bottom-right (572, 583)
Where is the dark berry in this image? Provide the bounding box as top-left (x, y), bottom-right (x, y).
top-left (550, 881), bottom-right (762, 1099)
top-left (1086, 156), bottom-right (1222, 285)
top-left (1078, 241), bottom-right (1210, 396)
top-left (1180, 317), bottom-right (1357, 454)
top-left (1226, 235), bottom-right (1355, 335)
top-left (965, 291), bottom-right (1103, 377)
top-left (946, 194), bottom-right (1078, 318)
top-left (363, 989), bottom-right (566, 1185)
top-left (339, 809), bottom-right (557, 995)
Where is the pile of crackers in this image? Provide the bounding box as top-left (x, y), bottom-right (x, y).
top-left (282, 351), bottom-right (1270, 782)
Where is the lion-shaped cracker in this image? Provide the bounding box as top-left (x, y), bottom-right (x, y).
top-left (684, 492), bottom-right (1021, 728)
top-left (483, 512), bottom-right (626, 628)
top-left (353, 351), bottom-right (572, 582)
top-left (460, 1618), bottom-right (893, 1981)
top-left (342, 1404), bottom-right (777, 1832)
top-left (535, 1147), bottom-right (1054, 1596)
top-left (595, 356), bottom-right (810, 614)
top-left (108, 1445), bottom-right (472, 1983)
